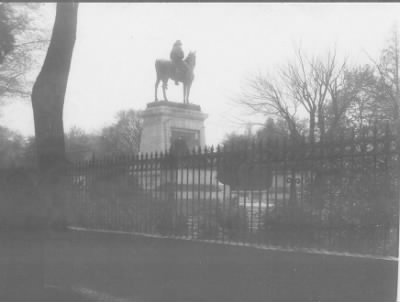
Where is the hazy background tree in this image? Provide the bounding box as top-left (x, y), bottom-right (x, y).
top-left (340, 66), bottom-right (385, 134)
top-left (0, 3), bottom-right (48, 103)
top-left (375, 26), bottom-right (400, 123)
top-left (65, 126), bottom-right (97, 162)
top-left (98, 109), bottom-right (143, 157)
top-left (238, 48), bottom-right (347, 145)
top-left (256, 117), bottom-right (306, 142)
top-left (0, 126), bottom-right (27, 167)
top-left (0, 3), bottom-right (19, 64)
top-left (63, 109), bottom-right (143, 161)
top-left (0, 4), bottom-right (48, 168)
top-left (217, 121), bottom-right (292, 190)
top-left (238, 70), bottom-right (302, 141)
top-left (234, 43), bottom-right (400, 211)
top-left (283, 49), bottom-right (346, 144)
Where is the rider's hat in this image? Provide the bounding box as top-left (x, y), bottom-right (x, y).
top-left (174, 40), bottom-right (182, 46)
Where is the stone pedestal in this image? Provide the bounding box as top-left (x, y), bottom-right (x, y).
top-left (139, 101), bottom-right (208, 154)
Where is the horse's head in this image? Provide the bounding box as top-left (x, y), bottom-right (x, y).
top-left (184, 51), bottom-right (196, 68)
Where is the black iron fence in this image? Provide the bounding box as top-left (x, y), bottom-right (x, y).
top-left (67, 129), bottom-right (399, 257)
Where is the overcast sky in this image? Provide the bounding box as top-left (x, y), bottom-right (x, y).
top-left (2, 3), bottom-right (400, 145)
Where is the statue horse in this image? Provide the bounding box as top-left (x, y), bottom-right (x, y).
top-left (155, 51), bottom-right (196, 104)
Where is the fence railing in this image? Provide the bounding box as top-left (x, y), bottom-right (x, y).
top-left (67, 132), bottom-right (400, 257)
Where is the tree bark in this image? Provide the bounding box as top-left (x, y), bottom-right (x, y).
top-left (393, 28), bottom-right (400, 122)
top-left (318, 109), bottom-right (325, 142)
top-left (31, 3), bottom-right (78, 172)
top-left (17, 5), bottom-right (78, 298)
top-left (309, 110), bottom-right (316, 146)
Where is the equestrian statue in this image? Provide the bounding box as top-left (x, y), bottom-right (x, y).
top-left (155, 40), bottom-right (196, 104)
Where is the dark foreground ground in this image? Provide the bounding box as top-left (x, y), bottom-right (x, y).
top-left (0, 230), bottom-right (397, 301)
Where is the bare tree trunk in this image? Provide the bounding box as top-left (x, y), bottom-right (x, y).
top-left (31, 3), bottom-right (78, 172)
top-left (393, 27), bottom-right (400, 122)
top-left (7, 4), bottom-right (79, 299)
top-left (309, 110), bottom-right (316, 146)
top-left (318, 109), bottom-right (325, 142)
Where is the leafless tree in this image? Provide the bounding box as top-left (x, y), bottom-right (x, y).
top-left (238, 71), bottom-right (302, 141)
top-left (377, 26), bottom-right (400, 122)
top-left (284, 49), bottom-right (346, 144)
top-left (99, 110), bottom-right (143, 156)
top-left (364, 25), bottom-right (400, 126)
top-left (238, 48), bottom-right (347, 144)
top-left (0, 4), bottom-right (49, 102)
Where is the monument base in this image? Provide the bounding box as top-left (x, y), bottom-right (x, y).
top-left (139, 101), bottom-right (208, 154)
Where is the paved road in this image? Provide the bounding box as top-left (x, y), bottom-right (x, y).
top-left (40, 230), bottom-right (397, 302)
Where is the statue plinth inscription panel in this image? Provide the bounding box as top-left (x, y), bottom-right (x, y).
top-left (139, 101), bottom-right (207, 154)
top-left (170, 127), bottom-right (200, 152)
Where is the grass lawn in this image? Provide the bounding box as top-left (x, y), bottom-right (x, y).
top-left (0, 230), bottom-right (397, 301)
